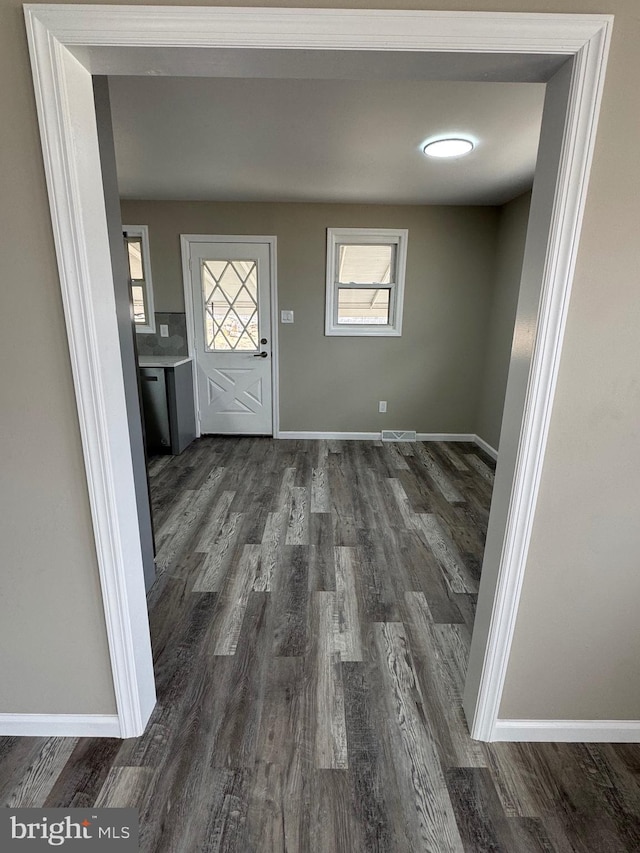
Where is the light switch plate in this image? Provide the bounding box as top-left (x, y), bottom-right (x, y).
top-left (281, 310), bottom-right (294, 324)
top-left (159, 324), bottom-right (169, 337)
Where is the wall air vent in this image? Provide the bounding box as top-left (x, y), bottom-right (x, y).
top-left (381, 430), bottom-right (417, 442)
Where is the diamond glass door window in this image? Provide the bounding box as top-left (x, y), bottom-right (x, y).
top-left (202, 259), bottom-right (259, 351)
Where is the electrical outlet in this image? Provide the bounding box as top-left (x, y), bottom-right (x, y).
top-left (159, 324), bottom-right (169, 337)
top-left (378, 401), bottom-right (387, 413)
top-left (281, 310), bottom-right (294, 324)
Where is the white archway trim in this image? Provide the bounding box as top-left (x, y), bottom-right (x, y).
top-left (23, 5), bottom-right (612, 739)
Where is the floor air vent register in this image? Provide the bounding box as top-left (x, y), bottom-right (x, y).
top-left (381, 430), bottom-right (417, 442)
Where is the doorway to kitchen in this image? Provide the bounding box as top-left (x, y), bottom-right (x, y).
top-left (24, 6), bottom-right (612, 740)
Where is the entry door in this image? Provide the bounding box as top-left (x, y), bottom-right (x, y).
top-left (188, 240), bottom-right (273, 435)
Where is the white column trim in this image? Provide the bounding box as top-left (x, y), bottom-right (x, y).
top-left (467, 21), bottom-right (613, 741)
top-left (24, 11), bottom-right (157, 738)
top-left (25, 6), bottom-right (612, 53)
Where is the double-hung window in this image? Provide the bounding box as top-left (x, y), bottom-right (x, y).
top-left (123, 224), bottom-right (155, 334)
top-left (325, 228), bottom-right (408, 337)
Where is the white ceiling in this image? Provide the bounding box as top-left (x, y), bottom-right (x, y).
top-left (109, 76), bottom-right (545, 206)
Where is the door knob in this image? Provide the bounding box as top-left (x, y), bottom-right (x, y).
top-left (253, 351), bottom-right (268, 358)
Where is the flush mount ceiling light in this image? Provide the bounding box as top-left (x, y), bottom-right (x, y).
top-left (423, 138), bottom-right (474, 158)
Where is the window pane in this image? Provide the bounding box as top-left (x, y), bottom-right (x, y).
top-left (337, 288), bottom-right (390, 325)
top-left (126, 238), bottom-right (144, 280)
top-left (337, 244), bottom-right (394, 284)
top-left (203, 259), bottom-right (259, 351)
top-left (131, 284), bottom-right (146, 324)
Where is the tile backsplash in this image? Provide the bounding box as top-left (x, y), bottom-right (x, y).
top-left (136, 312), bottom-right (188, 356)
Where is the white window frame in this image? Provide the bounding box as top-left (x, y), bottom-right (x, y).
top-left (123, 224), bottom-right (156, 334)
top-left (325, 228), bottom-right (408, 337)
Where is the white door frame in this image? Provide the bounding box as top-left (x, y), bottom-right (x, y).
top-left (180, 234), bottom-right (280, 438)
top-left (23, 5), bottom-right (613, 739)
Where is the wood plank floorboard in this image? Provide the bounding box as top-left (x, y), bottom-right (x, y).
top-left (42, 738), bottom-right (123, 809)
top-left (0, 737), bottom-right (78, 808)
top-left (3, 436), bottom-right (639, 851)
top-left (342, 659), bottom-right (398, 853)
top-left (354, 530), bottom-right (403, 624)
top-left (272, 545), bottom-right (309, 657)
top-left (310, 591), bottom-right (349, 771)
top-left (308, 512), bottom-right (336, 592)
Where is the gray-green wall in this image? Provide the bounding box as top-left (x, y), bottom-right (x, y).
top-left (475, 192), bottom-right (532, 450)
top-left (3, 0), bottom-right (640, 726)
top-left (121, 200), bottom-right (499, 434)
top-left (0, 0), bottom-right (115, 714)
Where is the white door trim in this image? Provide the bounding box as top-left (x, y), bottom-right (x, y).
top-left (180, 234), bottom-right (279, 438)
top-left (23, 5), bottom-right (613, 740)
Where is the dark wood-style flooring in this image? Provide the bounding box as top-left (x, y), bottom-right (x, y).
top-left (2, 437), bottom-right (640, 851)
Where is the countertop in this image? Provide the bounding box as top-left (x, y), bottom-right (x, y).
top-left (138, 356), bottom-right (193, 369)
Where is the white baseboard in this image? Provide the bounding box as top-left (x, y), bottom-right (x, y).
top-left (277, 431), bottom-right (381, 440)
top-left (417, 433), bottom-right (475, 442)
top-left (492, 718), bottom-right (640, 742)
top-left (276, 430), bottom-right (499, 462)
top-left (473, 434), bottom-right (499, 460)
top-left (0, 713), bottom-right (121, 738)
top-left (277, 431), bottom-right (479, 443)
